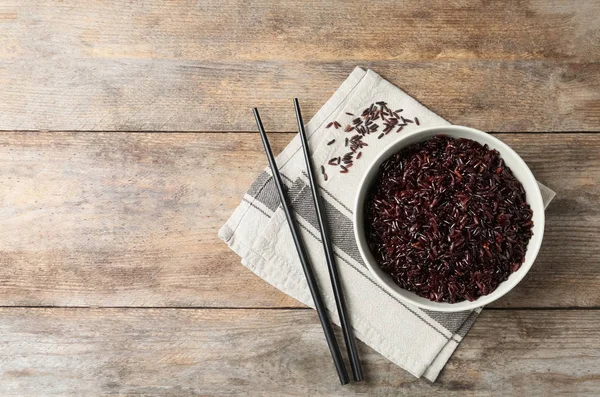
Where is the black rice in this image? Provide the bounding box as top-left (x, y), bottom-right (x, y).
top-left (321, 102), bottom-right (417, 176)
top-left (364, 135), bottom-right (534, 303)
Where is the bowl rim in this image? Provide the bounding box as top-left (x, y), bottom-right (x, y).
top-left (353, 125), bottom-right (545, 312)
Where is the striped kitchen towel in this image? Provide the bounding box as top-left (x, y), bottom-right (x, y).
top-left (219, 67), bottom-right (555, 381)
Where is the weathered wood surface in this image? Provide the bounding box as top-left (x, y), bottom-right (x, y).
top-left (2, 1), bottom-right (600, 394)
top-left (0, 308), bottom-right (597, 396)
top-left (0, 132), bottom-right (597, 308)
top-left (0, 1), bottom-right (599, 132)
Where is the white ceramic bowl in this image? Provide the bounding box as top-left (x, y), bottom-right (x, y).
top-left (354, 125), bottom-right (545, 312)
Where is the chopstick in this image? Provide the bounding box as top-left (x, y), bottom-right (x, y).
top-left (253, 108), bottom-right (350, 386)
top-left (293, 98), bottom-right (364, 382)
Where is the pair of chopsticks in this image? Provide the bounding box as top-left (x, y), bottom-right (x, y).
top-left (253, 99), bottom-right (363, 385)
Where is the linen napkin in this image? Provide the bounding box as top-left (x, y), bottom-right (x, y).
top-left (219, 67), bottom-right (555, 381)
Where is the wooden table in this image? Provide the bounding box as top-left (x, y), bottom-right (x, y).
top-left (0, 1), bottom-right (599, 395)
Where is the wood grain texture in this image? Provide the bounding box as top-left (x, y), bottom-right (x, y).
top-left (0, 1), bottom-right (599, 132)
top-left (0, 308), bottom-right (597, 396)
top-left (1, 1), bottom-right (598, 394)
top-left (0, 131), bottom-right (597, 308)
top-left (0, 131), bottom-right (299, 308)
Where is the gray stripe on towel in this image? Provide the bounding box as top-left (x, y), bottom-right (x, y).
top-left (247, 170), bottom-right (297, 213)
top-left (290, 179), bottom-right (364, 267)
top-left (456, 310), bottom-right (479, 338)
top-left (242, 197), bottom-right (273, 219)
top-left (254, 178), bottom-right (280, 212)
top-left (246, 171), bottom-right (271, 197)
top-left (300, 171), bottom-right (353, 214)
top-left (421, 309), bottom-right (474, 335)
top-left (288, 177), bottom-right (306, 202)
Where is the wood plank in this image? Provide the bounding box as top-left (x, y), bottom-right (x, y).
top-left (0, 308), bottom-right (598, 396)
top-left (0, 1), bottom-right (599, 131)
top-left (0, 131), bottom-right (597, 308)
top-left (0, 132), bottom-right (300, 308)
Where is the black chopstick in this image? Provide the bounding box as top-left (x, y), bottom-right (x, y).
top-left (253, 108), bottom-right (350, 386)
top-left (293, 98), bottom-right (364, 382)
